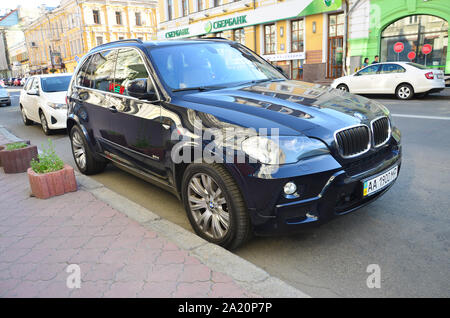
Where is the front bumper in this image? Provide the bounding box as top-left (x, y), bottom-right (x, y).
top-left (44, 107), bottom-right (68, 129)
top-left (232, 139), bottom-right (402, 236)
top-left (0, 97), bottom-right (10, 105)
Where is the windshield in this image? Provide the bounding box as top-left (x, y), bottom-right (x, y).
top-left (149, 42), bottom-right (285, 91)
top-left (40, 76), bottom-right (72, 92)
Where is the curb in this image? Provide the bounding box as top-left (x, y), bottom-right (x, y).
top-left (1, 125), bottom-right (310, 298)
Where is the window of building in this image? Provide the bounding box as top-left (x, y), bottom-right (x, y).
top-left (167, 0), bottom-right (173, 21)
top-left (327, 12), bottom-right (344, 78)
top-left (135, 12), bottom-right (142, 26)
top-left (233, 28), bottom-right (245, 45)
top-left (197, 0), bottom-right (204, 11)
top-left (93, 10), bottom-right (100, 24)
top-left (85, 50), bottom-right (117, 91)
top-left (114, 48), bottom-right (150, 97)
top-left (96, 36), bottom-right (103, 46)
top-left (115, 12), bottom-right (122, 25)
top-left (291, 19), bottom-right (304, 52)
top-left (119, 36), bottom-right (124, 40)
top-left (182, 0), bottom-right (189, 16)
top-left (291, 59), bottom-right (303, 80)
top-left (264, 24), bottom-right (276, 54)
top-left (214, 0), bottom-right (221, 7)
top-left (381, 15), bottom-right (448, 70)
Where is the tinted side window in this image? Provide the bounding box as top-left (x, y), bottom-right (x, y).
top-left (358, 65), bottom-right (379, 75)
top-left (85, 50), bottom-right (117, 91)
top-left (381, 64), bottom-right (405, 74)
top-left (75, 56), bottom-right (92, 87)
top-left (113, 48), bottom-right (150, 96)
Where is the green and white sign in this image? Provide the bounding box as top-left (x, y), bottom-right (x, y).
top-left (158, 0), bottom-right (341, 40)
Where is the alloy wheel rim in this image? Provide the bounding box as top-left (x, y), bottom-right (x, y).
top-left (338, 85), bottom-right (347, 91)
top-left (187, 173), bottom-right (230, 240)
top-left (399, 86), bottom-right (410, 99)
top-left (72, 131), bottom-right (86, 169)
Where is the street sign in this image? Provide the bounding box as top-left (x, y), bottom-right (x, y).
top-left (422, 44), bottom-right (432, 55)
top-left (407, 51), bottom-right (416, 60)
top-left (393, 42), bottom-right (404, 53)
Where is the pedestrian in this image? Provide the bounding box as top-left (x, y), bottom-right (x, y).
top-left (372, 55), bottom-right (379, 64)
top-left (362, 57), bottom-right (369, 68)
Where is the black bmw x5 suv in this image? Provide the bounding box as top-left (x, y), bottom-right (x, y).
top-left (67, 38), bottom-right (401, 249)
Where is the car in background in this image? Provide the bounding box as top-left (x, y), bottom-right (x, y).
top-left (19, 73), bottom-right (72, 135)
top-left (0, 79), bottom-right (6, 88)
top-left (13, 78), bottom-right (22, 86)
top-left (6, 78), bottom-right (16, 86)
top-left (331, 62), bottom-right (445, 100)
top-left (0, 86), bottom-right (11, 106)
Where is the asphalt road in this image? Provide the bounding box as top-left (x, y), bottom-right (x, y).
top-left (1, 87), bottom-right (449, 297)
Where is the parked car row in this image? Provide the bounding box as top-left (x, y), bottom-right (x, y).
top-left (1, 77), bottom-right (27, 86)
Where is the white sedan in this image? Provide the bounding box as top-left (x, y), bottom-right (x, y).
top-left (331, 62), bottom-right (445, 100)
top-left (19, 73), bottom-right (72, 135)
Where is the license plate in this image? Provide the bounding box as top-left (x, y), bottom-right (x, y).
top-left (363, 165), bottom-right (398, 196)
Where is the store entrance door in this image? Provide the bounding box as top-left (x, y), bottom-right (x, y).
top-left (327, 13), bottom-right (344, 78)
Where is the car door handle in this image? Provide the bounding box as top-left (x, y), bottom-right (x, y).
top-left (108, 106), bottom-right (118, 113)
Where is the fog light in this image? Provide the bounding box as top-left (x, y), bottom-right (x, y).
top-left (283, 182), bottom-right (297, 195)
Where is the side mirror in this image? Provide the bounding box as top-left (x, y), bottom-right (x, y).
top-left (28, 89), bottom-right (39, 95)
top-left (127, 78), bottom-right (157, 101)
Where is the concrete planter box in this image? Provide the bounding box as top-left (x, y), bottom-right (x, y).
top-left (0, 141), bottom-right (38, 173)
top-left (27, 164), bottom-right (77, 199)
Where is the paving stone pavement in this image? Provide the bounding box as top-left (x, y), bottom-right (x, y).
top-left (0, 133), bottom-right (260, 298)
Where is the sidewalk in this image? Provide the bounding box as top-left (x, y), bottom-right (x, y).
top-left (0, 127), bottom-right (307, 298)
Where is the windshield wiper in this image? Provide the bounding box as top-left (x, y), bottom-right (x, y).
top-left (239, 78), bottom-right (284, 86)
top-left (172, 85), bottom-right (225, 92)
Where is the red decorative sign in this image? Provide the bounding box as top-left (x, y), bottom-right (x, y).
top-left (393, 42), bottom-right (404, 53)
top-left (407, 51), bottom-right (416, 60)
top-left (109, 83), bottom-right (125, 95)
top-left (422, 44), bottom-right (432, 55)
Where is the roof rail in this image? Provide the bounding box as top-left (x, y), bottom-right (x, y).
top-left (89, 38), bottom-right (143, 51)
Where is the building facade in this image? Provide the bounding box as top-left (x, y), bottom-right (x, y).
top-left (24, 0), bottom-right (158, 74)
top-left (157, 0), bottom-right (348, 83)
top-left (347, 0), bottom-right (449, 75)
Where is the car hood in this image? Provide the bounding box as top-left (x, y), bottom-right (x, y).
top-left (180, 80), bottom-right (389, 146)
top-left (43, 91), bottom-right (66, 104)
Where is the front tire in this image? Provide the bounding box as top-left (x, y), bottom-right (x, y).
top-left (396, 83), bottom-right (414, 100)
top-left (336, 84), bottom-right (349, 92)
top-left (40, 111), bottom-right (51, 135)
top-left (70, 125), bottom-right (107, 175)
top-left (182, 163), bottom-right (252, 250)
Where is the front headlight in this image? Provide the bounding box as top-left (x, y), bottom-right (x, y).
top-left (241, 135), bottom-right (329, 165)
top-left (47, 102), bottom-right (66, 109)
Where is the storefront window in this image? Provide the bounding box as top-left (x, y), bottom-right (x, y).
top-left (291, 59), bottom-right (303, 80)
top-left (291, 19), bottom-right (304, 52)
top-left (233, 28), bottom-right (245, 45)
top-left (264, 24), bottom-right (276, 54)
top-left (380, 15), bottom-right (448, 70)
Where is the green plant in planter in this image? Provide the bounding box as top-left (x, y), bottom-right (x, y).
top-left (5, 142), bottom-right (28, 151)
top-left (30, 139), bottom-right (64, 174)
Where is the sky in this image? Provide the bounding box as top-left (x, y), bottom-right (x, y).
top-left (0, 0), bottom-right (61, 11)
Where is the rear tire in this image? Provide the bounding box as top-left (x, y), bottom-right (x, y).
top-left (181, 163), bottom-right (252, 250)
top-left (396, 83), bottom-right (414, 100)
top-left (20, 105), bottom-right (32, 126)
top-left (69, 125), bottom-right (107, 175)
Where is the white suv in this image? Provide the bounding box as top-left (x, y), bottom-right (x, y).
top-left (19, 73), bottom-right (72, 135)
